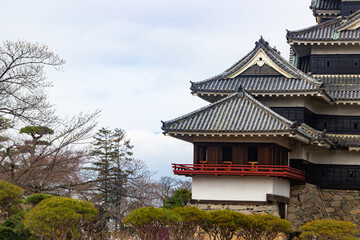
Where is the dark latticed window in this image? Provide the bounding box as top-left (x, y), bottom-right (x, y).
top-left (222, 146), bottom-right (232, 162)
top-left (248, 146), bottom-right (258, 163)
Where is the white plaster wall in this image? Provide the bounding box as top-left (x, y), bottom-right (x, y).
top-left (192, 176), bottom-right (290, 202)
top-left (273, 178), bottom-right (291, 197)
top-left (308, 149), bottom-right (360, 165)
top-left (311, 45), bottom-right (360, 55)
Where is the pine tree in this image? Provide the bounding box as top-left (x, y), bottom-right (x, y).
top-left (89, 127), bottom-right (143, 230)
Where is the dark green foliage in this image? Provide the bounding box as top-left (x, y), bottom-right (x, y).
top-left (0, 212), bottom-right (35, 240)
top-left (163, 188), bottom-right (191, 209)
top-left (88, 127), bottom-right (150, 230)
top-left (89, 127), bottom-right (134, 206)
top-left (19, 126), bottom-right (54, 136)
top-left (124, 207), bottom-right (171, 240)
top-left (299, 219), bottom-right (358, 240)
top-left (24, 193), bottom-right (52, 205)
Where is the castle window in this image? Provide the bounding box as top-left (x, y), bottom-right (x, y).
top-left (327, 61), bottom-right (331, 67)
top-left (350, 171), bottom-right (354, 178)
top-left (248, 146), bottom-right (258, 163)
top-left (222, 146), bottom-right (232, 162)
top-left (198, 146), bottom-right (207, 163)
top-left (354, 123), bottom-right (358, 129)
top-left (323, 122), bottom-right (327, 129)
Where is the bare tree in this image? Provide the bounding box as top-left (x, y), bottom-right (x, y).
top-left (0, 40), bottom-right (102, 194)
top-left (153, 176), bottom-right (192, 205)
top-left (0, 111), bottom-right (100, 194)
top-left (0, 40), bottom-right (65, 126)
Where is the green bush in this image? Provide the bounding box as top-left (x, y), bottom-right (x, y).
top-left (0, 212), bottom-right (35, 240)
top-left (0, 180), bottom-right (24, 221)
top-left (299, 219), bottom-right (358, 240)
top-left (240, 214), bottom-right (293, 240)
top-left (124, 207), bottom-right (171, 240)
top-left (24, 197), bottom-right (98, 240)
top-left (24, 193), bottom-right (52, 205)
top-left (201, 210), bottom-right (247, 240)
top-left (163, 188), bottom-right (191, 209)
top-left (168, 206), bottom-right (205, 240)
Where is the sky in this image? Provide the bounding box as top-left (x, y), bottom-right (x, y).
top-left (0, 0), bottom-right (316, 179)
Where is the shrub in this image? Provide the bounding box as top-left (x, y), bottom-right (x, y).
top-left (24, 193), bottom-right (52, 205)
top-left (240, 214), bottom-right (293, 240)
top-left (201, 210), bottom-right (247, 240)
top-left (0, 212), bottom-right (35, 240)
top-left (0, 180), bottom-right (24, 221)
top-left (163, 188), bottom-right (191, 209)
top-left (299, 219), bottom-right (358, 240)
top-left (168, 206), bottom-right (205, 240)
top-left (24, 197), bottom-right (98, 240)
top-left (124, 207), bottom-right (171, 240)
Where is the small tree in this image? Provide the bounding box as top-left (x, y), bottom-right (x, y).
top-left (24, 197), bottom-right (98, 240)
top-left (240, 214), bottom-right (293, 240)
top-left (201, 210), bottom-right (246, 240)
top-left (0, 180), bottom-right (23, 222)
top-left (163, 188), bottom-right (191, 209)
top-left (299, 219), bottom-right (358, 240)
top-left (124, 207), bottom-right (171, 240)
top-left (168, 206), bottom-right (205, 240)
top-left (24, 193), bottom-right (52, 206)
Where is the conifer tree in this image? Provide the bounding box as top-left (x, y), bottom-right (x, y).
top-left (89, 127), bottom-right (149, 230)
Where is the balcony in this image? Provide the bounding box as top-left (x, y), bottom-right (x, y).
top-left (172, 163), bottom-right (305, 182)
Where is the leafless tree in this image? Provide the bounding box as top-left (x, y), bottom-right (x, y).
top-left (153, 176), bottom-right (192, 205)
top-left (0, 40), bottom-right (65, 126)
top-left (0, 111), bottom-right (100, 194)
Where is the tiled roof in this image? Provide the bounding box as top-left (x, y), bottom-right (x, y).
top-left (287, 12), bottom-right (360, 42)
top-left (315, 75), bottom-right (360, 100)
top-left (191, 76), bottom-right (319, 94)
top-left (310, 0), bottom-right (340, 11)
top-left (162, 89), bottom-right (332, 147)
top-left (162, 90), bottom-right (293, 133)
top-left (297, 123), bottom-right (325, 141)
top-left (327, 134), bottom-right (360, 147)
top-left (191, 38), bottom-right (323, 96)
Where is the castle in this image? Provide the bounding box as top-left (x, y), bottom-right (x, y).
top-left (162, 0), bottom-right (360, 226)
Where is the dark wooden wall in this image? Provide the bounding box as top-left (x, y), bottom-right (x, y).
top-left (194, 143), bottom-right (288, 165)
top-left (290, 159), bottom-right (360, 190)
top-left (309, 55), bottom-right (360, 74)
top-left (271, 107), bottom-right (360, 134)
top-left (341, 2), bottom-right (360, 16)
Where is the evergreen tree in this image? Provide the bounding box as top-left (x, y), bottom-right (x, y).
top-left (89, 127), bottom-right (148, 231)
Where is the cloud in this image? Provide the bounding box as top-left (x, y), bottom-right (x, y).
top-left (0, 0), bottom-right (317, 178)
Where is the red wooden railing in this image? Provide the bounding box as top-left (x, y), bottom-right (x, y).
top-left (172, 163), bottom-right (305, 182)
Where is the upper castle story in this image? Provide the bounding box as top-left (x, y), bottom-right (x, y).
top-left (311, 0), bottom-right (360, 23)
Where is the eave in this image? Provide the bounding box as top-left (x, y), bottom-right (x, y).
top-left (193, 91), bottom-right (333, 104)
top-left (289, 41), bottom-right (360, 45)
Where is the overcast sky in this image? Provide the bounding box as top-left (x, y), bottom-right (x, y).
top-left (1, 0), bottom-right (316, 179)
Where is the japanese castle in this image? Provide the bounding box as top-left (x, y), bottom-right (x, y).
top-left (162, 0), bottom-right (360, 219)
